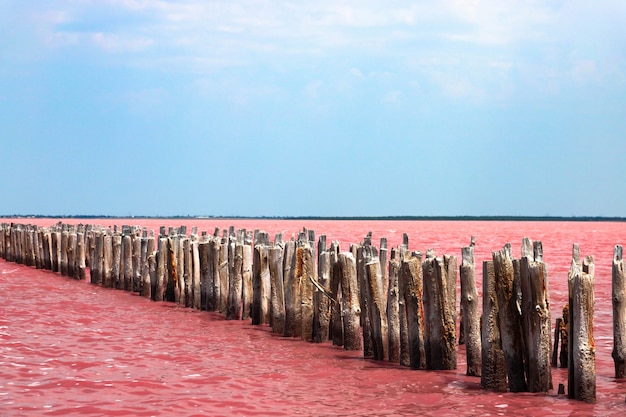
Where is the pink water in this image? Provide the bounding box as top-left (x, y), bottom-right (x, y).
top-left (1, 218), bottom-right (626, 416)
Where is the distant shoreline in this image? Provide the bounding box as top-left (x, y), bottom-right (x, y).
top-left (1, 215), bottom-right (625, 222)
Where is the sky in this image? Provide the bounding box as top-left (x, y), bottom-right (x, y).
top-left (1, 1), bottom-right (625, 217)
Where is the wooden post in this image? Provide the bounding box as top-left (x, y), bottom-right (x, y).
top-left (75, 231), bottom-right (86, 280)
top-left (283, 239), bottom-right (300, 337)
top-left (461, 244), bottom-right (481, 376)
top-left (67, 231), bottom-right (76, 277)
top-left (123, 234), bottom-right (133, 292)
top-left (493, 245), bottom-right (527, 392)
top-left (329, 241), bottom-right (343, 347)
top-left (357, 243), bottom-right (374, 358)
top-left (183, 237), bottom-right (192, 306)
top-left (252, 244), bottom-right (270, 325)
top-left (481, 260), bottom-right (507, 392)
top-left (422, 252), bottom-right (457, 370)
top-left (339, 252), bottom-right (362, 351)
top-left (142, 236), bottom-right (155, 299)
top-left (366, 258), bottom-right (388, 360)
top-left (218, 238), bottom-right (229, 313)
top-left (268, 244), bottom-right (286, 333)
top-left (520, 254), bottom-right (552, 392)
top-left (399, 253), bottom-right (426, 369)
top-left (199, 240), bottom-right (210, 310)
top-left (155, 237), bottom-right (167, 302)
top-left (60, 230), bottom-right (68, 276)
top-left (227, 242), bottom-right (244, 320)
top-left (569, 256), bottom-right (596, 403)
top-left (297, 243), bottom-right (315, 342)
top-left (612, 245), bottom-right (626, 378)
top-left (133, 233), bottom-right (142, 292)
top-left (51, 230), bottom-right (59, 273)
top-left (387, 257), bottom-right (400, 363)
top-left (208, 238), bottom-right (220, 311)
top-left (91, 231), bottom-right (103, 285)
top-left (111, 233), bottom-right (122, 289)
top-left (192, 238), bottom-right (201, 309)
top-left (314, 250), bottom-right (332, 343)
top-left (102, 233), bottom-right (113, 288)
top-left (241, 241), bottom-right (253, 319)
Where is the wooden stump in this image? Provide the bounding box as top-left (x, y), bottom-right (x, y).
top-left (481, 260), bottom-right (507, 392)
top-left (268, 244), bottom-right (285, 333)
top-left (461, 245), bottom-right (481, 376)
top-left (339, 252), bottom-right (362, 351)
top-left (387, 258), bottom-right (401, 363)
top-left (399, 254), bottom-right (426, 370)
top-left (493, 245), bottom-right (527, 392)
top-left (570, 256), bottom-right (596, 403)
top-left (613, 245), bottom-right (626, 378)
top-left (366, 258), bottom-right (388, 360)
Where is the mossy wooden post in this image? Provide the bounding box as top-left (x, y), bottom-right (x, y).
top-left (569, 255), bottom-right (596, 403)
top-left (227, 242), bottom-right (244, 320)
top-left (123, 234), bottom-right (133, 292)
top-left (329, 241), bottom-right (343, 346)
top-left (399, 253), bottom-right (426, 369)
top-left (520, 252), bottom-right (552, 392)
top-left (422, 252), bottom-right (457, 370)
top-left (387, 257), bottom-right (400, 363)
top-left (493, 245), bottom-right (527, 392)
top-left (612, 245), bottom-right (626, 378)
top-left (461, 244), bottom-right (481, 376)
top-left (339, 252), bottom-right (362, 351)
top-left (481, 260), bottom-right (507, 391)
top-left (268, 243), bottom-right (285, 333)
top-left (76, 231), bottom-right (86, 280)
top-left (283, 239), bottom-right (300, 337)
top-left (192, 237), bottom-right (201, 309)
top-left (366, 258), bottom-right (388, 360)
top-left (155, 237), bottom-right (168, 302)
top-left (102, 233), bottom-right (113, 288)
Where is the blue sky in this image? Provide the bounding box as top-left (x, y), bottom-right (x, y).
top-left (1, 1), bottom-right (625, 217)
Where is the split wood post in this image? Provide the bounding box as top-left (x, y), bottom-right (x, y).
top-left (155, 237), bottom-right (168, 302)
top-left (567, 244), bottom-right (581, 397)
top-left (329, 241), bottom-right (343, 346)
top-left (207, 237), bottom-right (220, 311)
top-left (184, 237), bottom-right (193, 307)
top-left (173, 235), bottom-right (183, 304)
top-left (283, 239), bottom-right (300, 337)
top-left (51, 230), bottom-right (59, 273)
top-left (422, 252), bottom-right (457, 370)
top-left (252, 244), bottom-right (270, 325)
top-left (493, 245), bottom-right (527, 392)
top-left (569, 255), bottom-right (596, 403)
top-left (339, 252), bottom-right (362, 351)
top-left (380, 238), bottom-right (388, 297)
top-left (241, 241), bottom-right (253, 319)
top-left (357, 242), bottom-right (374, 358)
top-left (75, 231), bottom-right (86, 280)
top-left (165, 236), bottom-right (177, 302)
top-left (42, 230), bottom-right (51, 271)
top-left (268, 243), bottom-right (285, 333)
top-left (366, 257), bottom-right (388, 360)
top-left (192, 237), bottom-right (201, 309)
top-left (227, 242), bottom-right (244, 320)
top-left (520, 247), bottom-right (552, 392)
top-left (297, 242), bottom-right (315, 342)
top-left (461, 244), bottom-right (481, 376)
top-left (399, 253), bottom-right (426, 369)
top-left (387, 256), bottom-right (401, 363)
top-left (102, 233), bottom-right (113, 287)
top-left (612, 245), bottom-right (626, 378)
top-left (481, 260), bottom-right (507, 392)
top-left (112, 233), bottom-right (122, 289)
top-left (36, 228), bottom-right (45, 270)
top-left (123, 234), bottom-right (133, 292)
top-left (314, 250), bottom-right (332, 343)
top-left (91, 231), bottom-right (103, 285)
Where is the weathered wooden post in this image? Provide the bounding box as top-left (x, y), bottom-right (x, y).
top-left (329, 241), bottom-right (343, 346)
top-left (91, 231), bottom-right (103, 285)
top-left (283, 239), bottom-right (300, 337)
top-left (199, 239), bottom-right (210, 309)
top-left (218, 236), bottom-right (230, 313)
top-left (241, 239), bottom-right (253, 319)
top-left (569, 254), bottom-right (596, 403)
top-left (297, 242), bottom-right (315, 342)
top-left (493, 245), bottom-right (527, 392)
top-left (60, 230), bottom-right (68, 276)
top-left (252, 244), bottom-right (270, 325)
top-left (123, 234), bottom-right (133, 292)
top-left (102, 233), bottom-right (113, 288)
top-left (461, 244), bottom-right (481, 376)
top-left (142, 235), bottom-right (155, 299)
top-left (227, 241), bottom-right (244, 320)
top-left (339, 252), bottom-right (362, 351)
top-left (75, 231), bottom-right (86, 280)
top-left (422, 252), bottom-right (457, 370)
top-left (133, 233), bottom-right (142, 292)
top-left (51, 230), bottom-right (60, 273)
top-left (357, 240), bottom-right (374, 357)
top-left (613, 245), bottom-right (626, 378)
top-left (268, 243), bottom-right (286, 333)
top-left (481, 260), bottom-right (507, 391)
top-left (67, 231), bottom-right (76, 277)
top-left (192, 237), bottom-right (201, 309)
top-left (366, 257), bottom-right (388, 360)
top-left (387, 257), bottom-right (400, 363)
top-left (314, 249), bottom-right (332, 343)
top-left (399, 253), bottom-right (426, 369)
top-left (155, 237), bottom-right (168, 302)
